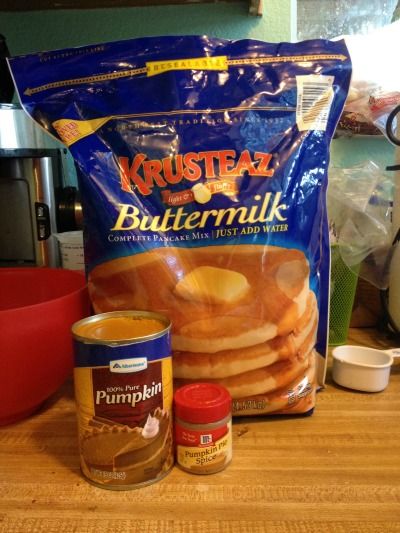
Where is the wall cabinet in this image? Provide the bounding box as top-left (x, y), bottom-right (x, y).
top-left (0, 0), bottom-right (263, 16)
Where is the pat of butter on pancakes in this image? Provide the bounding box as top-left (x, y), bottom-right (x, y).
top-left (174, 265), bottom-right (250, 305)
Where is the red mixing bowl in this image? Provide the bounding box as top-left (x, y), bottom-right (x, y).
top-left (0, 268), bottom-right (90, 425)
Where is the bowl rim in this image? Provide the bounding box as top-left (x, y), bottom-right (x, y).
top-left (332, 345), bottom-right (392, 370)
top-left (0, 267), bottom-right (87, 314)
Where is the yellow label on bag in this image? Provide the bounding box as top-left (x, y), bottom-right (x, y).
top-left (53, 117), bottom-right (110, 146)
top-left (146, 56), bottom-right (228, 77)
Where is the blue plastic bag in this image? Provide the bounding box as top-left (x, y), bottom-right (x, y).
top-left (9, 36), bottom-right (351, 415)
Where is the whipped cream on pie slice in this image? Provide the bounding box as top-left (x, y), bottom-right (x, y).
top-left (142, 413), bottom-right (160, 439)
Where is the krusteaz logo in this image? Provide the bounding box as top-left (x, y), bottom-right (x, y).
top-left (110, 357), bottom-right (147, 373)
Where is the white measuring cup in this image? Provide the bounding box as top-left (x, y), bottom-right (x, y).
top-left (332, 345), bottom-right (400, 392)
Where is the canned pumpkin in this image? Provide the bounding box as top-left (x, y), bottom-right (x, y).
top-left (72, 310), bottom-right (174, 489)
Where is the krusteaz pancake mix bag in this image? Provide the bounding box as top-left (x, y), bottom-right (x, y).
top-left (9, 36), bottom-right (351, 416)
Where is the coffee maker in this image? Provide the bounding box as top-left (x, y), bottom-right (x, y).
top-left (0, 103), bottom-right (81, 267)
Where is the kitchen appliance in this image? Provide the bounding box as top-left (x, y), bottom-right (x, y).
top-left (0, 103), bottom-right (82, 267)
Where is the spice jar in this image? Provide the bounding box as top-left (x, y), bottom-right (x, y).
top-left (174, 383), bottom-right (232, 474)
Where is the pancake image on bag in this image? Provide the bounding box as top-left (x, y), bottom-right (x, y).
top-left (89, 244), bottom-right (318, 414)
top-left (173, 292), bottom-right (317, 379)
top-left (174, 291), bottom-right (318, 413)
top-left (89, 244), bottom-right (310, 344)
top-left (230, 350), bottom-right (318, 416)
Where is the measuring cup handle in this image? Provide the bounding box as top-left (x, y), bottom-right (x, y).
top-left (385, 348), bottom-right (400, 359)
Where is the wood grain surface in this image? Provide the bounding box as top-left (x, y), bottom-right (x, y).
top-left (1, 328), bottom-right (400, 533)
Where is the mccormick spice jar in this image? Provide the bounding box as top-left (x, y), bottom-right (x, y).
top-left (174, 383), bottom-right (232, 474)
top-left (72, 310), bottom-right (174, 490)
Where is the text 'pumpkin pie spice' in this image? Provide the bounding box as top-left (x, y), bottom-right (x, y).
top-left (174, 383), bottom-right (232, 474)
top-left (72, 310), bottom-right (174, 489)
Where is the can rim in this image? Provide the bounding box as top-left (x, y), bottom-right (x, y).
top-left (71, 310), bottom-right (171, 345)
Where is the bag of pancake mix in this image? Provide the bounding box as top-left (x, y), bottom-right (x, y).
top-left (9, 36), bottom-right (351, 416)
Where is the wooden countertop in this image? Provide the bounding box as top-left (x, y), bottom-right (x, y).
top-left (1, 328), bottom-right (400, 533)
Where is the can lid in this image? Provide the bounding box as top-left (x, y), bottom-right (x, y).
top-left (174, 383), bottom-right (232, 424)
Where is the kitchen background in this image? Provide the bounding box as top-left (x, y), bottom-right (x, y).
top-left (2, 0), bottom-right (400, 327)
top-left (1, 0), bottom-right (397, 177)
top-left (1, 0), bottom-right (400, 424)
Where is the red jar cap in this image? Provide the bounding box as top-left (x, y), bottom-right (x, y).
top-left (174, 383), bottom-right (232, 424)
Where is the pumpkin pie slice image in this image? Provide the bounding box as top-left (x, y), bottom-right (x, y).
top-left (81, 408), bottom-right (172, 485)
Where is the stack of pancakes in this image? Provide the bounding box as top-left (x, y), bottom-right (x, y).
top-left (89, 244), bottom-right (318, 415)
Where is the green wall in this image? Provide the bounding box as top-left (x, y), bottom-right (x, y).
top-left (1, 1), bottom-right (294, 55)
top-left (331, 136), bottom-right (394, 169)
